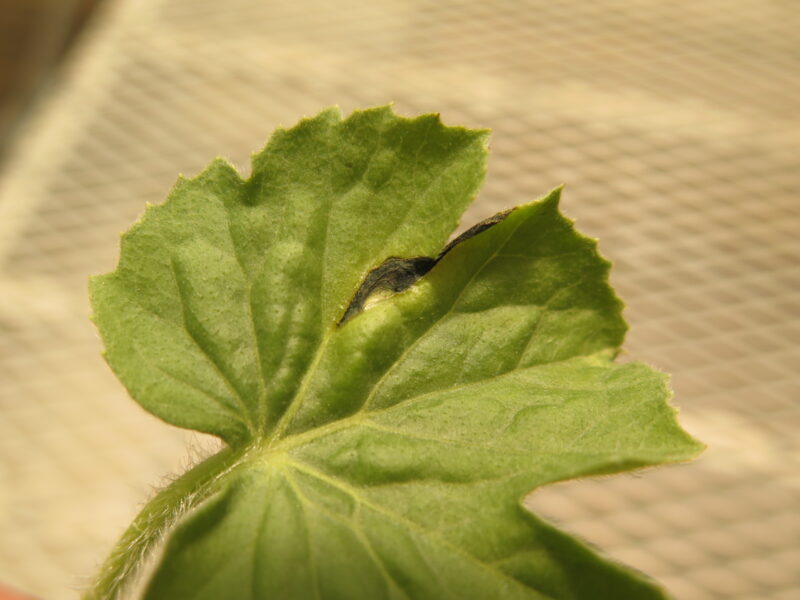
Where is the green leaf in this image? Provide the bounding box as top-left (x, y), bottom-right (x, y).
top-left (91, 106), bottom-right (488, 446)
top-left (89, 107), bottom-right (703, 600)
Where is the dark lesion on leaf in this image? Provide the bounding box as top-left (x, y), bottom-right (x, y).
top-left (338, 256), bottom-right (437, 325)
top-left (435, 208), bottom-right (513, 261)
top-left (338, 208), bottom-right (514, 326)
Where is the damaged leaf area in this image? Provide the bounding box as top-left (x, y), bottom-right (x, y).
top-left (88, 107), bottom-right (702, 600)
top-left (338, 255), bottom-right (437, 325)
top-left (338, 208), bottom-right (513, 325)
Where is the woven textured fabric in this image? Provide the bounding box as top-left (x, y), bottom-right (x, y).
top-left (0, 0), bottom-right (797, 598)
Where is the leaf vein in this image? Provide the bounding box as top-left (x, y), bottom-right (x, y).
top-left (284, 470), bottom-right (410, 600)
top-left (283, 471), bottom-right (322, 600)
top-left (286, 459), bottom-right (545, 598)
top-left (219, 197), bottom-right (269, 435)
top-left (168, 257), bottom-right (255, 434)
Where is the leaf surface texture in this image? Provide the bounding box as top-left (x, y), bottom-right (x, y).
top-left (90, 107), bottom-right (702, 599)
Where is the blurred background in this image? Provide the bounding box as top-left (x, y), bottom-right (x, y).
top-left (0, 0), bottom-right (797, 598)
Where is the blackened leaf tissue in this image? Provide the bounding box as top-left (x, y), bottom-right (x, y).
top-left (338, 208), bottom-right (514, 325)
